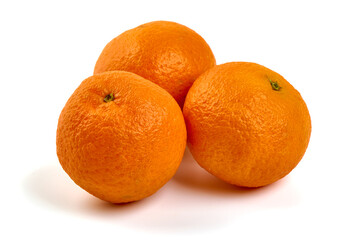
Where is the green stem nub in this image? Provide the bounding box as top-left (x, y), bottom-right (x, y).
top-left (104, 93), bottom-right (115, 102)
top-left (269, 79), bottom-right (281, 91)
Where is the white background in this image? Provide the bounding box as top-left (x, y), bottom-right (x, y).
top-left (1, 0), bottom-right (359, 239)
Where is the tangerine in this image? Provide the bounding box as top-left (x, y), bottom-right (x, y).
top-left (56, 71), bottom-right (187, 203)
top-left (183, 62), bottom-right (311, 187)
top-left (94, 21), bottom-right (216, 107)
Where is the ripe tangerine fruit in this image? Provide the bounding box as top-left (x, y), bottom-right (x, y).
top-left (183, 62), bottom-right (311, 187)
top-left (56, 71), bottom-right (187, 203)
top-left (94, 20), bottom-right (216, 107)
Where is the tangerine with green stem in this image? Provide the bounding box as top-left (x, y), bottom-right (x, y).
top-left (183, 62), bottom-right (311, 187)
top-left (56, 71), bottom-right (187, 203)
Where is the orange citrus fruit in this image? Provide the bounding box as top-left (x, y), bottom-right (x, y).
top-left (56, 71), bottom-right (187, 203)
top-left (94, 20), bottom-right (216, 107)
top-left (183, 62), bottom-right (311, 187)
